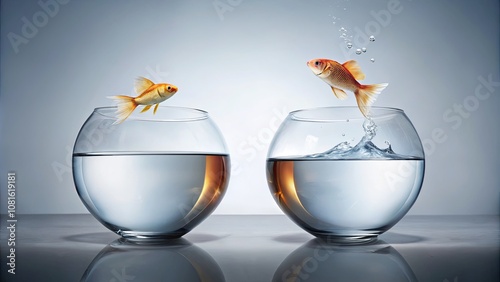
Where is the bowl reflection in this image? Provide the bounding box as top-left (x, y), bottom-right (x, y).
top-left (274, 239), bottom-right (416, 282)
top-left (82, 238), bottom-right (225, 282)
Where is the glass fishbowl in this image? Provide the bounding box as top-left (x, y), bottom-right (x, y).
top-left (266, 107), bottom-right (424, 244)
top-left (73, 107), bottom-right (230, 240)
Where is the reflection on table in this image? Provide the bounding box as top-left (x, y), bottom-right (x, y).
top-left (82, 238), bottom-right (225, 282)
top-left (274, 239), bottom-right (416, 282)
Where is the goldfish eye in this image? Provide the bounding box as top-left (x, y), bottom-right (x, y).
top-left (315, 61), bottom-right (320, 66)
top-left (167, 86), bottom-right (171, 90)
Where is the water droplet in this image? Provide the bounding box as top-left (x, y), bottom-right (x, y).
top-left (346, 119), bottom-right (350, 122)
top-left (332, 21), bottom-right (336, 24)
top-left (370, 58), bottom-right (375, 62)
top-left (369, 35), bottom-right (375, 42)
top-left (346, 42), bottom-right (352, 49)
top-left (342, 133), bottom-right (345, 137)
top-left (385, 140), bottom-right (391, 146)
top-left (356, 49), bottom-right (362, 55)
top-left (362, 47), bottom-right (367, 53)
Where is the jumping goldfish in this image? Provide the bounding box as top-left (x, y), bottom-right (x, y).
top-left (307, 59), bottom-right (388, 117)
top-left (108, 77), bottom-right (178, 123)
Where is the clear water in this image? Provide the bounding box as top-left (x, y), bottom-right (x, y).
top-left (267, 158), bottom-right (424, 233)
top-left (267, 118), bottom-right (424, 238)
top-left (73, 152), bottom-right (229, 238)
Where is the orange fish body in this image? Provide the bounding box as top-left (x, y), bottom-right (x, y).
top-left (109, 77), bottom-right (178, 123)
top-left (307, 59), bottom-right (388, 117)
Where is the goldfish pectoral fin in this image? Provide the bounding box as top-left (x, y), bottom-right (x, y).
top-left (108, 95), bottom-right (138, 124)
top-left (331, 87), bottom-right (348, 100)
top-left (140, 105), bottom-right (152, 113)
top-left (354, 83), bottom-right (389, 117)
top-left (153, 103), bottom-right (159, 114)
top-left (134, 76), bottom-right (155, 94)
top-left (342, 60), bottom-right (366, 81)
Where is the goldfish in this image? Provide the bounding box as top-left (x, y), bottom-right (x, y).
top-left (108, 77), bottom-right (178, 123)
top-left (307, 59), bottom-right (388, 117)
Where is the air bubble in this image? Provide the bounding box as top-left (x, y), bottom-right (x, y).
top-left (355, 49), bottom-right (362, 55)
top-left (362, 47), bottom-right (367, 53)
top-left (370, 58), bottom-right (375, 62)
top-left (342, 133), bottom-right (345, 137)
top-left (346, 119), bottom-right (350, 122)
top-left (347, 42), bottom-right (352, 49)
top-left (369, 35), bottom-right (375, 42)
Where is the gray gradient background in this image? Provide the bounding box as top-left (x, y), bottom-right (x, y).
top-left (0, 0), bottom-right (499, 215)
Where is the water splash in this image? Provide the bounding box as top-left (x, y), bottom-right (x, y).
top-left (308, 118), bottom-right (412, 160)
top-left (363, 117), bottom-right (377, 141)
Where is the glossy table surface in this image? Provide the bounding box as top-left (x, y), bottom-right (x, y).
top-left (0, 214), bottom-right (498, 282)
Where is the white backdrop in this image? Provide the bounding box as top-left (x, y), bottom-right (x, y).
top-left (1, 0), bottom-right (499, 215)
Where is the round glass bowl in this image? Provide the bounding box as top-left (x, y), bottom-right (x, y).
top-left (266, 107), bottom-right (424, 244)
top-left (72, 107), bottom-right (230, 240)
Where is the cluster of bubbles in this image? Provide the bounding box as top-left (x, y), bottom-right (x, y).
top-left (343, 31), bottom-right (376, 62)
top-left (331, 15), bottom-right (339, 25)
top-left (330, 9), bottom-right (376, 63)
top-left (339, 27), bottom-right (352, 43)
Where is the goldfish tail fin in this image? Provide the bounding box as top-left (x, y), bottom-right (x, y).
top-left (355, 83), bottom-right (388, 117)
top-left (108, 95), bottom-right (138, 124)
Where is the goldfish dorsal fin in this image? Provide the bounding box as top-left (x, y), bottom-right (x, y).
top-left (342, 60), bottom-right (365, 81)
top-left (331, 87), bottom-right (348, 100)
top-left (135, 77), bottom-right (155, 94)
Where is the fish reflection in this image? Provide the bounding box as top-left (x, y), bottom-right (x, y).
top-left (274, 239), bottom-right (416, 282)
top-left (82, 238), bottom-right (225, 282)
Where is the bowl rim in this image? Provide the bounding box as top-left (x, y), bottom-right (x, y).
top-left (93, 106), bottom-right (209, 122)
top-left (290, 106), bottom-right (404, 122)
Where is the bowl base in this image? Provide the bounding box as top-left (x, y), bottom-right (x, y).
top-left (118, 230), bottom-right (186, 242)
top-left (313, 234), bottom-right (379, 245)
